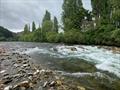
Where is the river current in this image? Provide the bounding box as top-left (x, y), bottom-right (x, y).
top-left (0, 42), bottom-right (120, 78)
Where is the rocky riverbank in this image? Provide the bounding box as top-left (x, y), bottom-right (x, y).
top-left (0, 47), bottom-right (86, 90)
top-left (0, 44), bottom-right (120, 90)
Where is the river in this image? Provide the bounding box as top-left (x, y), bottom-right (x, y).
top-left (0, 42), bottom-right (120, 79)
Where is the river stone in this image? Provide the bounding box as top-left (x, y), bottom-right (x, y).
top-left (43, 81), bottom-right (48, 88)
top-left (56, 80), bottom-right (62, 86)
top-left (4, 85), bottom-right (12, 90)
top-left (49, 81), bottom-right (56, 87)
top-left (71, 47), bottom-right (77, 51)
top-left (0, 70), bottom-right (6, 74)
top-left (2, 76), bottom-right (13, 84)
top-left (13, 81), bottom-right (30, 89)
top-left (38, 86), bottom-right (43, 90)
top-left (77, 86), bottom-right (86, 90)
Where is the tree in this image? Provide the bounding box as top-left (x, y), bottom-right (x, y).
top-left (24, 24), bottom-right (30, 34)
top-left (42, 20), bottom-right (53, 41)
top-left (91, 0), bottom-right (111, 25)
top-left (42, 10), bottom-right (51, 24)
top-left (110, 0), bottom-right (120, 28)
top-left (32, 21), bottom-right (36, 32)
top-left (62, 0), bottom-right (85, 31)
top-left (53, 16), bottom-right (58, 32)
top-left (112, 9), bottom-right (120, 28)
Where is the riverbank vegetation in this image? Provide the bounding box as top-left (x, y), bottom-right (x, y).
top-left (1, 0), bottom-right (119, 46)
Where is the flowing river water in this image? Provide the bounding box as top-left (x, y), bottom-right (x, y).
top-left (1, 42), bottom-right (120, 79)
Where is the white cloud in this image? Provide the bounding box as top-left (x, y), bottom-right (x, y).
top-left (0, 0), bottom-right (92, 32)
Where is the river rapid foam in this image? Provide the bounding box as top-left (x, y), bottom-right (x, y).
top-left (21, 45), bottom-right (120, 78)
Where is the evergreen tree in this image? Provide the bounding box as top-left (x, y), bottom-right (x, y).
top-left (32, 21), bottom-right (36, 32)
top-left (24, 24), bottom-right (29, 34)
top-left (42, 10), bottom-right (51, 24)
top-left (53, 16), bottom-right (58, 32)
top-left (62, 0), bottom-right (85, 31)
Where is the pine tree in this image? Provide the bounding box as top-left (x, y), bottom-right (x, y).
top-left (53, 16), bottom-right (58, 33)
top-left (24, 24), bottom-right (29, 34)
top-left (42, 10), bottom-right (51, 24)
top-left (32, 21), bottom-right (36, 32)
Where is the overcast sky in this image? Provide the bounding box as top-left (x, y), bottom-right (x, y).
top-left (0, 0), bottom-right (92, 32)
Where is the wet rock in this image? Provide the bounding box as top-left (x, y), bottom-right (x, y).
top-left (2, 76), bottom-right (12, 84)
top-left (13, 64), bottom-right (19, 68)
top-left (17, 59), bottom-right (23, 63)
top-left (1, 58), bottom-right (5, 61)
top-left (77, 86), bottom-right (86, 90)
top-left (48, 87), bottom-right (55, 90)
top-left (28, 76), bottom-right (33, 81)
top-left (13, 74), bottom-right (23, 78)
top-left (33, 69), bottom-right (40, 75)
top-left (3, 73), bottom-right (9, 77)
top-left (0, 80), bottom-right (5, 90)
top-left (49, 81), bottom-right (56, 87)
top-left (28, 73), bottom-right (33, 76)
top-left (43, 81), bottom-right (48, 88)
top-left (7, 57), bottom-right (12, 60)
top-left (56, 80), bottom-right (62, 86)
top-left (4, 85), bottom-right (12, 90)
top-left (17, 69), bottom-right (26, 74)
top-left (71, 47), bottom-right (77, 51)
top-left (22, 64), bottom-right (30, 68)
top-left (44, 70), bottom-right (53, 75)
top-left (22, 61), bottom-right (29, 64)
top-left (0, 70), bottom-right (6, 74)
top-left (13, 81), bottom-right (32, 89)
top-left (39, 69), bottom-right (45, 74)
top-left (53, 48), bottom-right (58, 52)
top-left (38, 86), bottom-right (43, 90)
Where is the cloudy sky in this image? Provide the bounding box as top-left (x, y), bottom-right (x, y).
top-left (0, 0), bottom-right (92, 32)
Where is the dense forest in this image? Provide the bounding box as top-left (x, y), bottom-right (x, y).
top-left (1, 0), bottom-right (120, 46)
top-left (0, 26), bottom-right (15, 41)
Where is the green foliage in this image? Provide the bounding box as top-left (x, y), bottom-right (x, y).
top-left (23, 24), bottom-right (30, 34)
top-left (32, 21), bottom-right (36, 32)
top-left (46, 32), bottom-right (59, 43)
top-left (0, 26), bottom-right (14, 41)
top-left (42, 10), bottom-right (51, 24)
top-left (62, 0), bottom-right (85, 30)
top-left (18, 2), bottom-right (120, 47)
top-left (63, 29), bottom-right (83, 44)
top-left (42, 20), bottom-right (53, 33)
top-left (53, 16), bottom-right (58, 32)
top-left (91, 0), bottom-right (111, 25)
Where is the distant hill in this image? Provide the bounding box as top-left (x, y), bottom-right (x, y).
top-left (0, 26), bottom-right (14, 41)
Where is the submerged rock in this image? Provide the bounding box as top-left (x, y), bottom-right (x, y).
top-left (71, 47), bottom-right (77, 51)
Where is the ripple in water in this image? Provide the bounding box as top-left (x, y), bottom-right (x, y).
top-left (20, 45), bottom-right (120, 78)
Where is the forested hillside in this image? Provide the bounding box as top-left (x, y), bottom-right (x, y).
top-left (19, 0), bottom-right (120, 46)
top-left (0, 26), bottom-right (14, 41)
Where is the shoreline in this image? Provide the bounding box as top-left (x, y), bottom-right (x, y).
top-left (0, 45), bottom-right (120, 90)
top-left (0, 47), bottom-right (81, 90)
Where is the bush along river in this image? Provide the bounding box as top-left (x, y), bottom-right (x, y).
top-left (0, 42), bottom-right (120, 90)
